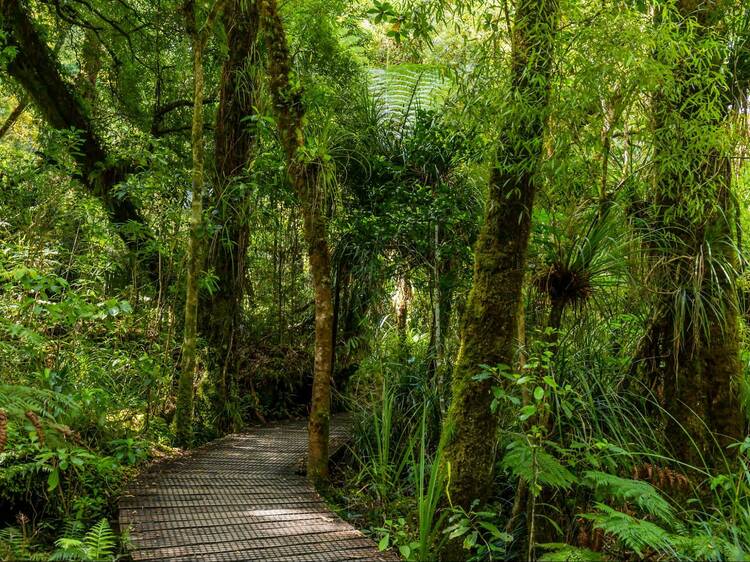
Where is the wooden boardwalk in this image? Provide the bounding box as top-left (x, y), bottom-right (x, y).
top-left (119, 416), bottom-right (394, 561)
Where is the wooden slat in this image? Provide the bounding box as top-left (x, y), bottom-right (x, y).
top-left (119, 416), bottom-right (395, 561)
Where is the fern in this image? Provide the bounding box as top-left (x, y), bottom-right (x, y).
top-left (0, 384), bottom-right (76, 421)
top-left (538, 543), bottom-right (607, 561)
top-left (51, 519), bottom-right (116, 562)
top-left (0, 525), bottom-right (48, 561)
top-left (50, 539), bottom-right (87, 561)
top-left (367, 65), bottom-right (448, 136)
top-left (501, 439), bottom-right (577, 490)
top-left (582, 503), bottom-right (674, 558)
top-left (60, 519), bottom-right (86, 540)
top-left (83, 519), bottom-right (116, 560)
top-left (670, 532), bottom-right (736, 562)
top-left (582, 470), bottom-right (674, 522)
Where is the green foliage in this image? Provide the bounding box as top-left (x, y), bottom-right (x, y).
top-left (444, 503), bottom-right (512, 560)
top-left (50, 519), bottom-right (117, 561)
top-left (0, 526), bottom-right (48, 561)
top-left (501, 439), bottom-right (577, 492)
top-left (582, 504), bottom-right (673, 558)
top-left (2, 0), bottom-right (750, 560)
top-left (538, 543), bottom-right (606, 562)
top-left (581, 471), bottom-right (674, 521)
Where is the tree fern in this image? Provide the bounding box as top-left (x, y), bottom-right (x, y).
top-left (0, 384), bottom-right (77, 450)
top-left (367, 65), bottom-right (448, 136)
top-left (0, 384), bottom-right (75, 419)
top-left (582, 470), bottom-right (674, 522)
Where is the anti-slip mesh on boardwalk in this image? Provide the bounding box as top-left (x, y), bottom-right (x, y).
top-left (119, 416), bottom-right (396, 561)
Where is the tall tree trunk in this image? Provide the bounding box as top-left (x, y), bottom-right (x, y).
top-left (259, 0), bottom-right (334, 484)
top-left (174, 0), bottom-right (225, 446)
top-left (647, 0), bottom-right (744, 467)
top-left (440, 0), bottom-right (559, 520)
top-left (200, 0), bottom-right (260, 434)
top-left (0, 0), bottom-right (153, 265)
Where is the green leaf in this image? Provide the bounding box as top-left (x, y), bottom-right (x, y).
top-left (519, 404), bottom-right (537, 420)
top-left (47, 469), bottom-right (60, 491)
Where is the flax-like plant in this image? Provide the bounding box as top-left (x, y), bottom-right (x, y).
top-left (409, 404), bottom-right (448, 560)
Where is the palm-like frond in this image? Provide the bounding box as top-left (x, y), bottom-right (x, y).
top-left (0, 384), bottom-right (76, 421)
top-left (368, 65), bottom-right (449, 137)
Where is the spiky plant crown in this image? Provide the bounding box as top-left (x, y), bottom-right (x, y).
top-left (534, 262), bottom-right (593, 305)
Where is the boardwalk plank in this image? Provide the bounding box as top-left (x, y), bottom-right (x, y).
top-left (119, 416), bottom-right (395, 562)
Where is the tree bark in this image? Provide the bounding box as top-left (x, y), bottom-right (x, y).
top-left (259, 0), bottom-right (334, 484)
top-left (440, 0), bottom-right (559, 524)
top-left (394, 272), bottom-right (412, 353)
top-left (200, 0), bottom-right (260, 433)
top-left (647, 0), bottom-right (744, 467)
top-left (174, 0), bottom-right (225, 446)
top-left (0, 0), bottom-right (152, 262)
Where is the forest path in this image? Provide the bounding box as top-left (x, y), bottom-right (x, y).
top-left (119, 415), bottom-right (393, 561)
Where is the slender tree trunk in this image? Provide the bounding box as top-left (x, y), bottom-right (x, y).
top-left (175, 34), bottom-right (205, 447)
top-left (394, 273), bottom-right (412, 353)
top-left (259, 0), bottom-right (334, 484)
top-left (175, 0), bottom-right (225, 446)
top-left (439, 0), bottom-right (559, 529)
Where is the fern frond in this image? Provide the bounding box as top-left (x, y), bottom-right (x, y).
top-left (61, 519), bottom-right (85, 540)
top-left (670, 533), bottom-right (728, 562)
top-left (582, 503), bottom-right (673, 557)
top-left (367, 65), bottom-right (448, 136)
top-left (582, 470), bottom-right (674, 522)
top-left (0, 384), bottom-right (76, 422)
top-left (82, 519), bottom-right (116, 561)
top-left (50, 538), bottom-right (86, 561)
top-left (501, 440), bottom-right (577, 490)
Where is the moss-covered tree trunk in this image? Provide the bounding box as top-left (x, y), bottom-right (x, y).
top-left (440, 0), bottom-right (559, 517)
top-left (646, 0), bottom-right (744, 467)
top-left (0, 0), bottom-right (152, 261)
top-left (200, 0), bottom-right (260, 434)
top-left (77, 28), bottom-right (101, 105)
top-left (174, 0), bottom-right (225, 446)
top-left (259, 0), bottom-right (334, 484)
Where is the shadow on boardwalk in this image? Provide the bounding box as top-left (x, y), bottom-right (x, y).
top-left (119, 416), bottom-right (396, 561)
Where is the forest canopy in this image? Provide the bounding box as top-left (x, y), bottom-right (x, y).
top-left (1, 0), bottom-right (750, 560)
